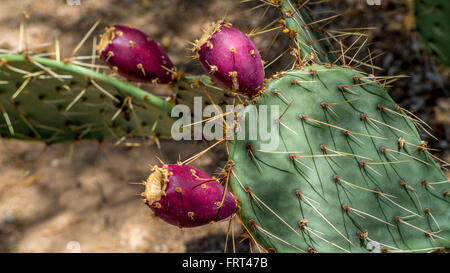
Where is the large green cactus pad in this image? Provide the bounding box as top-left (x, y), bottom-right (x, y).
top-left (0, 54), bottom-right (176, 143)
top-left (229, 65), bottom-right (449, 252)
top-left (415, 0), bottom-right (450, 66)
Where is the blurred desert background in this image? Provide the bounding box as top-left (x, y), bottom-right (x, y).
top-left (0, 0), bottom-right (448, 252)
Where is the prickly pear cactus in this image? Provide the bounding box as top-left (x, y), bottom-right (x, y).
top-left (228, 65), bottom-right (449, 253)
top-left (0, 54), bottom-right (175, 143)
top-left (0, 0), bottom-right (448, 254)
top-left (415, 0), bottom-right (450, 66)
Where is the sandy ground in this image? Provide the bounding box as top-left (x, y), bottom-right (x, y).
top-left (0, 0), bottom-right (448, 252)
top-left (0, 138), bottom-right (251, 253)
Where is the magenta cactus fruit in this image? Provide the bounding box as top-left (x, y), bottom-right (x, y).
top-left (142, 164), bottom-right (237, 228)
top-left (194, 21), bottom-right (265, 96)
top-left (97, 25), bottom-right (175, 83)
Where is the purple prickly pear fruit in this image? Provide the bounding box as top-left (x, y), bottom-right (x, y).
top-left (97, 25), bottom-right (175, 84)
top-left (194, 21), bottom-right (265, 96)
top-left (142, 164), bottom-right (237, 228)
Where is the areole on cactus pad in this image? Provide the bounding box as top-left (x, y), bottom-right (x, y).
top-left (142, 164), bottom-right (237, 228)
top-left (194, 21), bottom-right (265, 97)
top-left (98, 25), bottom-right (176, 83)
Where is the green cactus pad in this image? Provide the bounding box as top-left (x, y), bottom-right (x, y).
top-left (280, 0), bottom-right (338, 64)
top-left (415, 0), bottom-right (450, 66)
top-left (229, 65), bottom-right (449, 252)
top-left (0, 54), bottom-right (175, 143)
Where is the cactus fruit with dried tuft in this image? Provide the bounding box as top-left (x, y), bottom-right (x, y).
top-left (142, 164), bottom-right (237, 228)
top-left (194, 21), bottom-right (265, 97)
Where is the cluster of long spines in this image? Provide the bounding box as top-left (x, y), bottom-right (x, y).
top-left (278, 0), bottom-right (339, 65)
top-left (269, 0), bottom-right (384, 74)
top-left (171, 74), bottom-right (236, 111)
top-left (228, 65), bottom-right (449, 253)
